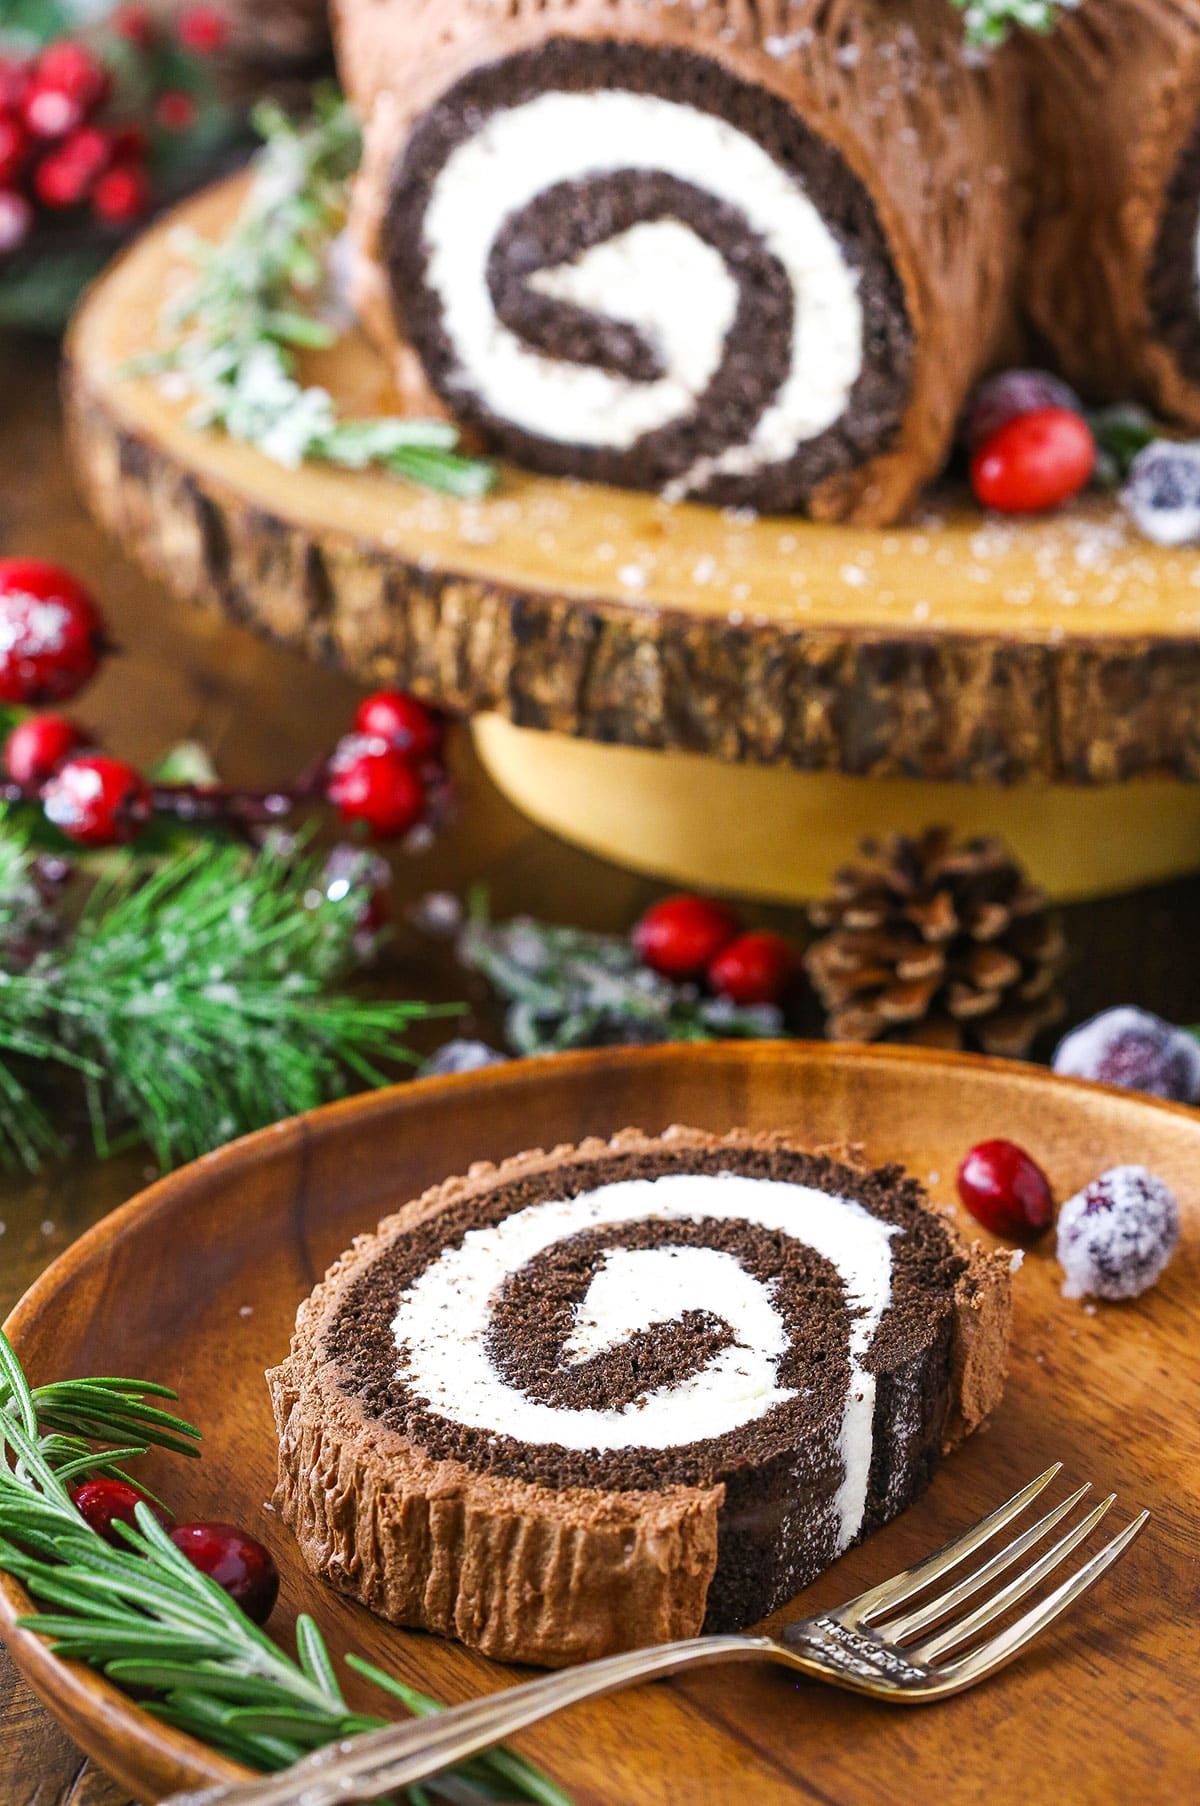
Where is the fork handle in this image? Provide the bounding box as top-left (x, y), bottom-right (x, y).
top-left (167, 1634), bottom-right (777, 1806)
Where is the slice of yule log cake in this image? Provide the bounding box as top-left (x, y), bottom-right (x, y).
top-left (268, 1128), bottom-right (1012, 1667)
top-left (331, 0), bottom-right (1024, 524)
top-left (1023, 0), bottom-right (1200, 428)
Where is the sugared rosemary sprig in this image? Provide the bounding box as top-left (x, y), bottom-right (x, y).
top-left (133, 90), bottom-right (495, 500)
top-left (0, 1330), bottom-right (568, 1802)
top-left (954, 0), bottom-right (1077, 47)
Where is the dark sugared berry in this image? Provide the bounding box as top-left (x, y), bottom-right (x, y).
top-left (1053, 1007), bottom-right (1200, 1104)
top-left (325, 734), bottom-right (426, 840)
top-left (1121, 440), bottom-right (1200, 547)
top-left (0, 559), bottom-right (108, 703)
top-left (1057, 1166), bottom-right (1180, 1302)
top-left (353, 690), bottom-right (443, 761)
top-left (962, 369), bottom-right (1082, 453)
top-left (5, 712), bottom-right (86, 785)
top-left (708, 930), bottom-right (797, 1006)
top-left (633, 893), bottom-right (741, 979)
top-left (42, 754), bottom-right (152, 846)
top-left (971, 407), bottom-right (1096, 515)
top-left (92, 162), bottom-right (151, 226)
top-left (170, 1520), bottom-right (279, 1624)
top-left (956, 1139), bottom-right (1055, 1242)
top-left (71, 1477), bottom-right (169, 1544)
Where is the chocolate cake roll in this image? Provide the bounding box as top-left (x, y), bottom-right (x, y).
top-left (332, 0), bottom-right (1025, 523)
top-left (269, 1127), bottom-right (1012, 1666)
top-left (1024, 0), bottom-right (1200, 424)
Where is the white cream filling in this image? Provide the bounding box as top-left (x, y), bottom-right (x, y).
top-left (391, 1171), bottom-right (898, 1549)
top-left (420, 89), bottom-right (865, 484)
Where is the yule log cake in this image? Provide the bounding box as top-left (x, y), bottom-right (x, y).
top-left (333, 0), bottom-right (1024, 526)
top-left (269, 1128), bottom-right (1012, 1666)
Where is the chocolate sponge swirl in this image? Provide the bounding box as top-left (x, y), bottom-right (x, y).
top-left (269, 1128), bottom-right (1012, 1666)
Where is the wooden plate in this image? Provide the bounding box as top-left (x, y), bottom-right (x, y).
top-left (2, 1042), bottom-right (1197, 1805)
top-left (65, 176), bottom-right (1200, 789)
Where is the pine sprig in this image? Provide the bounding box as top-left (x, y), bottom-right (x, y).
top-left (0, 1330), bottom-right (570, 1801)
top-left (0, 830), bottom-right (456, 1172)
top-left (134, 90), bottom-right (496, 500)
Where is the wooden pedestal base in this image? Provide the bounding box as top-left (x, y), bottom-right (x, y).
top-left (473, 715), bottom-right (1200, 902)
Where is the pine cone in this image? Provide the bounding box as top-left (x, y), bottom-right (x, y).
top-left (805, 829), bottom-right (1067, 1058)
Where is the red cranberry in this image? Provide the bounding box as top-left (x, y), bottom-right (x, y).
top-left (22, 82), bottom-right (85, 142)
top-left (325, 735), bottom-right (426, 840)
top-left (111, 5), bottom-right (155, 47)
top-left (0, 59), bottom-right (32, 113)
top-left (34, 149), bottom-right (93, 209)
top-left (177, 7), bottom-right (230, 54)
top-left (36, 43), bottom-right (110, 112)
top-left (971, 408), bottom-right (1096, 515)
top-left (353, 689), bottom-right (444, 761)
top-left (5, 713), bottom-right (86, 785)
top-left (0, 187), bottom-right (31, 254)
top-left (72, 1477), bottom-right (169, 1545)
top-left (957, 1139), bottom-right (1055, 1243)
top-left (0, 560), bottom-right (108, 703)
top-left (92, 162), bottom-right (151, 226)
top-left (708, 930), bottom-right (797, 1006)
top-left (0, 114), bottom-right (28, 186)
top-left (170, 1521), bottom-right (279, 1624)
top-left (42, 754), bottom-right (152, 846)
top-left (59, 125), bottom-right (113, 180)
top-left (634, 894), bottom-right (741, 980)
top-left (155, 91), bottom-right (196, 132)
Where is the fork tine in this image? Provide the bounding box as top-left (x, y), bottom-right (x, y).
top-left (846, 1463), bottom-right (1063, 1622)
top-left (910, 1493), bottom-right (1117, 1663)
top-left (876, 1482), bottom-right (1092, 1643)
top-left (939, 1510), bottom-right (1149, 1687)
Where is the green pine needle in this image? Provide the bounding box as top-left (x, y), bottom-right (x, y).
top-left (0, 1329), bottom-right (569, 1802)
top-left (0, 830), bottom-right (457, 1173)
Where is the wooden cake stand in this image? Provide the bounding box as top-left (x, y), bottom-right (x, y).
top-left (64, 179), bottom-right (1200, 901)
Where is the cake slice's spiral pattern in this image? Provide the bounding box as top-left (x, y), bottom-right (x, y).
top-left (382, 40), bottom-right (914, 513)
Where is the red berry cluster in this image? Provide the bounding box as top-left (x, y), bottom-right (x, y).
top-left (633, 893), bottom-right (797, 1007)
top-left (0, 8), bottom-right (229, 254)
top-left (71, 1478), bottom-right (279, 1625)
top-left (0, 557), bottom-right (448, 850)
top-left (964, 370), bottom-right (1096, 516)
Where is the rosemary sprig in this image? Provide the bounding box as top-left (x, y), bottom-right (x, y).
top-left (135, 90), bottom-right (496, 501)
top-left (954, 0), bottom-right (1077, 47)
top-left (0, 828), bottom-right (456, 1172)
top-left (0, 1330), bottom-right (569, 1802)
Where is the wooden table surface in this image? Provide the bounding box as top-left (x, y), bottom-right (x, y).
top-left (2, 333), bottom-right (1199, 1806)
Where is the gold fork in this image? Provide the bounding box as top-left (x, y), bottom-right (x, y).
top-left (165, 1466), bottom-right (1146, 1806)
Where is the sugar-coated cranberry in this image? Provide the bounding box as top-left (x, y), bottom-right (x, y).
top-left (962, 369), bottom-right (1083, 453)
top-left (708, 930), bottom-right (797, 1006)
top-left (354, 689), bottom-right (443, 761)
top-left (956, 1138), bottom-right (1055, 1242)
top-left (36, 43), bottom-right (110, 112)
top-left (1057, 1165), bottom-right (1180, 1302)
top-left (0, 560), bottom-right (108, 703)
top-left (0, 115), bottom-right (28, 186)
top-left (170, 1521), bottom-right (279, 1624)
top-left (633, 893), bottom-right (741, 979)
top-left (71, 1477), bottom-right (169, 1545)
top-left (5, 713), bottom-right (87, 785)
top-left (325, 734), bottom-right (426, 840)
top-left (92, 162), bottom-right (151, 226)
top-left (971, 407), bottom-right (1096, 515)
top-left (1052, 1006), bottom-right (1200, 1104)
top-left (177, 7), bottom-right (230, 54)
top-left (0, 187), bottom-right (32, 254)
top-left (42, 755), bottom-right (152, 846)
top-left (1121, 440), bottom-right (1200, 547)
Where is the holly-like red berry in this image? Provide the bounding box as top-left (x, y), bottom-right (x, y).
top-left (0, 58), bottom-right (32, 113)
top-left (5, 713), bottom-right (86, 785)
top-left (110, 5), bottom-right (155, 47)
top-left (971, 407), bottom-right (1096, 515)
top-left (34, 148), bottom-right (92, 209)
top-left (92, 161), bottom-right (151, 226)
top-left (22, 82), bottom-right (85, 142)
top-left (634, 893), bottom-right (741, 979)
top-left (42, 755), bottom-right (152, 846)
top-left (0, 187), bottom-right (31, 254)
top-left (60, 125), bottom-right (113, 180)
top-left (36, 42), bottom-right (110, 112)
top-left (708, 930), bottom-right (796, 1006)
top-left (0, 115), bottom-right (28, 186)
top-left (71, 1477), bottom-right (169, 1545)
top-left (957, 1139), bottom-right (1055, 1242)
top-left (325, 735), bottom-right (426, 840)
top-left (354, 690), bottom-right (443, 761)
top-left (177, 7), bottom-right (230, 54)
top-left (155, 90), bottom-right (196, 132)
top-left (169, 1521), bottom-right (279, 1625)
top-left (0, 560), bottom-right (108, 703)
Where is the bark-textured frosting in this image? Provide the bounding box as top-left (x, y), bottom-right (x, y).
top-left (332, 0), bottom-right (1024, 524)
top-left (268, 1127), bottom-right (1011, 1666)
top-left (1024, 0), bottom-right (1200, 424)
